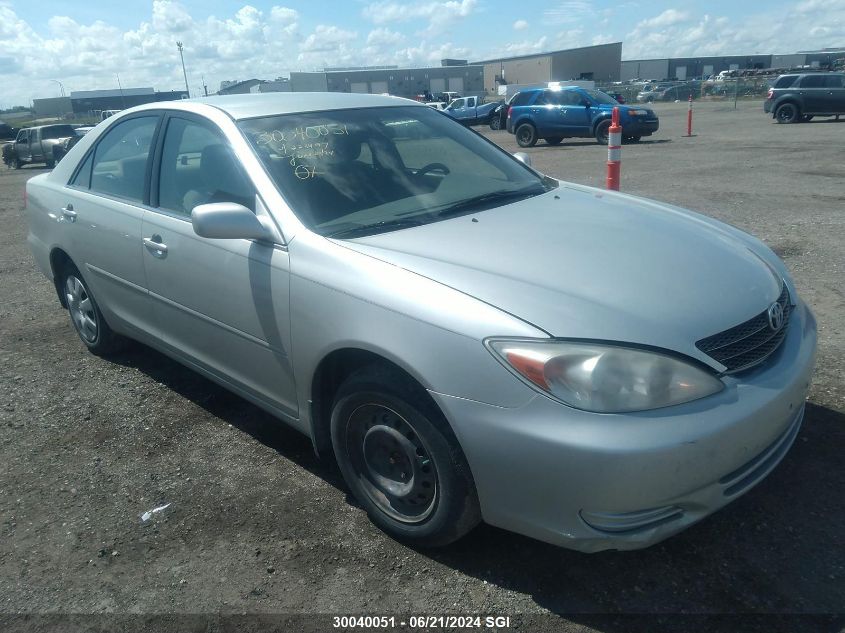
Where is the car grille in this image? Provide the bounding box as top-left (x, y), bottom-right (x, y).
top-left (695, 284), bottom-right (792, 372)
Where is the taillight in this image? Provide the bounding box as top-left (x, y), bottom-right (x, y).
top-left (766, 89), bottom-right (774, 100)
top-left (507, 106), bottom-right (513, 118)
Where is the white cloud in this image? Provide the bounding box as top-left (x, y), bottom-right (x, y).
top-left (543, 1), bottom-right (592, 25)
top-left (362, 0), bottom-right (477, 35)
top-left (513, 19), bottom-right (529, 31)
top-left (367, 27), bottom-right (405, 47)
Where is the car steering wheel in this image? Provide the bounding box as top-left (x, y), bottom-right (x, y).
top-left (415, 162), bottom-right (450, 179)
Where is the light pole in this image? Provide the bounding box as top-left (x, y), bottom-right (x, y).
top-left (49, 79), bottom-right (65, 97)
top-left (176, 41), bottom-right (190, 98)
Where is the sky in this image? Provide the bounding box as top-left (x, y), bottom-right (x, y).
top-left (1, 0), bottom-right (843, 108)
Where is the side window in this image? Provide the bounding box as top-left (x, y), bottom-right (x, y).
top-left (800, 75), bottom-right (825, 88)
top-left (825, 75), bottom-right (844, 88)
top-left (90, 116), bottom-right (158, 203)
top-left (70, 152), bottom-right (94, 189)
top-left (16, 130), bottom-right (28, 143)
top-left (561, 91), bottom-right (584, 106)
top-left (158, 117), bottom-right (255, 217)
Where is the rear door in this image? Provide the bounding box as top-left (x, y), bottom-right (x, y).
top-left (141, 112), bottom-right (297, 417)
top-left (799, 75), bottom-right (827, 113)
top-left (61, 113), bottom-right (161, 335)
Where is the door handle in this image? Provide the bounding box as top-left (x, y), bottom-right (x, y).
top-left (143, 236), bottom-right (168, 258)
top-left (61, 204), bottom-right (77, 222)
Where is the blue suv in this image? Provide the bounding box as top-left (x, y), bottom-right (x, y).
top-left (506, 86), bottom-right (660, 147)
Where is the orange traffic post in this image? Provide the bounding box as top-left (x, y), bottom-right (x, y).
top-left (686, 94), bottom-right (693, 136)
top-left (606, 106), bottom-right (622, 191)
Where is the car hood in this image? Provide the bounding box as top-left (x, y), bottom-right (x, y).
top-left (334, 184), bottom-right (783, 368)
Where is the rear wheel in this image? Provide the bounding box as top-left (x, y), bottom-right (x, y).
top-left (330, 366), bottom-right (481, 547)
top-left (595, 119), bottom-right (612, 144)
top-left (515, 122), bottom-right (537, 147)
top-left (775, 103), bottom-right (799, 123)
top-left (60, 263), bottom-right (127, 355)
top-left (546, 137), bottom-right (563, 145)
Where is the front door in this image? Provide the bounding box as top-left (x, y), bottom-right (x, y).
top-left (556, 90), bottom-right (592, 134)
top-left (15, 129), bottom-right (31, 163)
top-left (141, 114), bottom-right (297, 417)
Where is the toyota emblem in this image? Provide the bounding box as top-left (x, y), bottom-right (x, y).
top-left (767, 302), bottom-right (784, 332)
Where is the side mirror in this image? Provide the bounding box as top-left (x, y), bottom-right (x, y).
top-left (513, 152), bottom-right (533, 167)
top-left (191, 202), bottom-right (275, 241)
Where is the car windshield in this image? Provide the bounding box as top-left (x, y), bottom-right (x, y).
top-left (239, 106), bottom-right (553, 238)
top-left (583, 90), bottom-right (620, 105)
top-left (41, 125), bottom-right (76, 140)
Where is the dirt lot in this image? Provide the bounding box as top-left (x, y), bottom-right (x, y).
top-left (1, 101), bottom-right (843, 632)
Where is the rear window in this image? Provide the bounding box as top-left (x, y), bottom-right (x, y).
top-left (773, 76), bottom-right (797, 88)
top-left (41, 125), bottom-right (76, 140)
top-left (509, 91), bottom-right (534, 106)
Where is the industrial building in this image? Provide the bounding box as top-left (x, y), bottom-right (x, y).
top-left (473, 43), bottom-right (623, 94)
top-left (289, 63), bottom-right (484, 98)
top-left (620, 48), bottom-right (845, 81)
top-left (33, 87), bottom-right (187, 119)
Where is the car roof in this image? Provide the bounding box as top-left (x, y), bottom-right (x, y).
top-left (167, 92), bottom-right (425, 120)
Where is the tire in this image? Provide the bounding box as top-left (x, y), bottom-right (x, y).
top-left (490, 115), bottom-right (501, 130)
top-left (515, 122), bottom-right (537, 148)
top-left (595, 119), bottom-right (612, 145)
top-left (14, 158), bottom-right (22, 169)
top-left (545, 137), bottom-right (563, 145)
top-left (775, 103), bottom-right (799, 124)
top-left (330, 365), bottom-right (481, 547)
top-left (59, 263), bottom-right (127, 356)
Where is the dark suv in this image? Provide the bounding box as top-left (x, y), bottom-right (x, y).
top-left (765, 73), bottom-right (845, 123)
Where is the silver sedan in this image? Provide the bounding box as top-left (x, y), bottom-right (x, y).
top-left (24, 93), bottom-right (816, 551)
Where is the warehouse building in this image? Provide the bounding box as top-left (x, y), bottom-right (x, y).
top-left (621, 48), bottom-right (845, 81)
top-left (290, 63), bottom-right (484, 97)
top-left (70, 88), bottom-right (187, 115)
top-left (473, 43), bottom-right (623, 94)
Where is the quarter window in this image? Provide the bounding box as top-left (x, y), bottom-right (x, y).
top-left (158, 117), bottom-right (255, 217)
top-left (70, 152), bottom-right (94, 189)
top-left (90, 116), bottom-right (159, 203)
top-left (773, 76), bottom-right (797, 88)
top-left (509, 91), bottom-right (533, 106)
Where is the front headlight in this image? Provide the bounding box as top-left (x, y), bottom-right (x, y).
top-left (487, 339), bottom-right (723, 413)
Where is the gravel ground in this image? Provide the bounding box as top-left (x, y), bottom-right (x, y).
top-left (1, 101), bottom-right (843, 632)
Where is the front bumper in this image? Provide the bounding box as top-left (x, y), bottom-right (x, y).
top-left (622, 118), bottom-right (659, 136)
top-left (431, 301), bottom-right (817, 552)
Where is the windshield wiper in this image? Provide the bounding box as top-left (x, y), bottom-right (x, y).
top-left (432, 186), bottom-right (547, 219)
top-left (325, 218), bottom-right (426, 239)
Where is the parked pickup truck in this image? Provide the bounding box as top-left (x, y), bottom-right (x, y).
top-left (11, 124), bottom-right (80, 169)
top-left (443, 96), bottom-right (502, 126)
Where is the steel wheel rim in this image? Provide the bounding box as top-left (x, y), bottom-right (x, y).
top-left (517, 126), bottom-right (533, 145)
top-left (65, 275), bottom-right (98, 343)
top-left (345, 404), bottom-right (438, 524)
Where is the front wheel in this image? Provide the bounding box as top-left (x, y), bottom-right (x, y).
top-left (490, 115), bottom-right (501, 130)
top-left (330, 366), bottom-right (481, 547)
top-left (775, 103), bottom-right (799, 123)
top-left (515, 122), bottom-right (537, 147)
